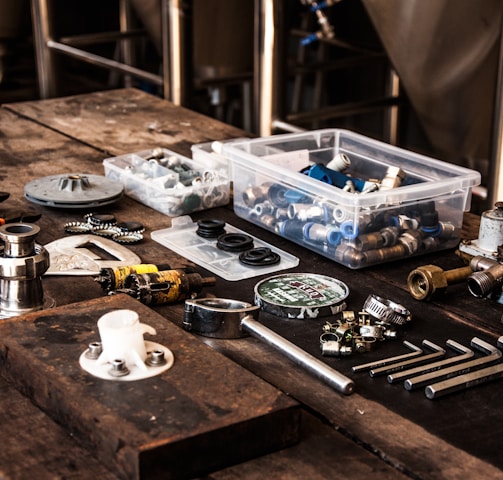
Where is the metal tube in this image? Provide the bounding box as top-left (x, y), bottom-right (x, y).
top-left (31, 0), bottom-right (57, 98)
top-left (46, 40), bottom-right (163, 86)
top-left (167, 0), bottom-right (184, 104)
top-left (488, 15), bottom-right (503, 210)
top-left (119, 0), bottom-right (134, 88)
top-left (241, 315), bottom-right (355, 395)
top-left (255, 0), bottom-right (276, 136)
top-left (161, 0), bottom-right (171, 99)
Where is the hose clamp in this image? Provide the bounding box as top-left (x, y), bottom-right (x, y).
top-left (363, 294), bottom-right (411, 325)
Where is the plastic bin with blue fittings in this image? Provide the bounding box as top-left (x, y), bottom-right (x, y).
top-left (202, 129), bottom-right (481, 269)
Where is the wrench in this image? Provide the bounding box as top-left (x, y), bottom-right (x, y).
top-left (351, 340), bottom-right (423, 373)
top-left (425, 359), bottom-right (503, 399)
top-left (387, 339), bottom-right (474, 384)
top-left (370, 340), bottom-right (445, 377)
top-left (404, 337), bottom-right (502, 391)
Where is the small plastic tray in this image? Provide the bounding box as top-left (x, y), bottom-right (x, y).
top-left (151, 216), bottom-right (299, 281)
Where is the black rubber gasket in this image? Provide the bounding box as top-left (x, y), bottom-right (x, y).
top-left (217, 232), bottom-right (254, 252)
top-left (239, 247), bottom-right (281, 266)
top-left (196, 219), bottom-right (226, 238)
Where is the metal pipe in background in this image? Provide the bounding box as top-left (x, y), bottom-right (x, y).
top-left (488, 14), bottom-right (503, 209)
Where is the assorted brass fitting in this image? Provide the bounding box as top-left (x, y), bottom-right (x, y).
top-left (407, 264), bottom-right (473, 301)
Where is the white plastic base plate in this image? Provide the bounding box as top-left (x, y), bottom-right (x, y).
top-left (79, 340), bottom-right (174, 381)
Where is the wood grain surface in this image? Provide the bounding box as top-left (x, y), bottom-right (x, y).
top-left (0, 88), bottom-right (502, 479)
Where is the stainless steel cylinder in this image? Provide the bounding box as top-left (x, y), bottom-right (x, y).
top-left (478, 203), bottom-right (503, 253)
top-left (0, 223), bottom-right (50, 317)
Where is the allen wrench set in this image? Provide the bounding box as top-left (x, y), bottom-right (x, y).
top-left (352, 336), bottom-right (503, 399)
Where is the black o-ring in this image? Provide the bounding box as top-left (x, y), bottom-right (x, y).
top-left (240, 247), bottom-right (272, 262)
top-left (239, 247), bottom-right (281, 266)
top-left (217, 233), bottom-right (254, 252)
top-left (196, 219), bottom-right (226, 238)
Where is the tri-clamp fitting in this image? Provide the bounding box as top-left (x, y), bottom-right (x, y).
top-left (0, 223), bottom-right (51, 317)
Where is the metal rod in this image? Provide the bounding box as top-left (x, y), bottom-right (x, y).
top-left (160, 0), bottom-right (171, 99)
top-left (119, 0), bottom-right (135, 88)
top-left (241, 315), bottom-right (355, 395)
top-left (31, 0), bottom-right (56, 98)
top-left (58, 30), bottom-right (146, 46)
top-left (256, 0), bottom-right (276, 136)
top-left (46, 40), bottom-right (163, 86)
top-left (167, 0), bottom-right (185, 104)
top-left (271, 120), bottom-right (307, 133)
top-left (488, 14), bottom-right (503, 209)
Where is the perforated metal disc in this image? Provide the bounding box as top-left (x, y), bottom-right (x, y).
top-left (24, 173), bottom-right (124, 208)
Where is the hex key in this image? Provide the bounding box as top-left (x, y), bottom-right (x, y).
top-left (387, 339), bottom-right (474, 384)
top-left (351, 340), bottom-right (423, 373)
top-left (425, 360), bottom-right (503, 399)
top-left (404, 337), bottom-right (502, 391)
top-left (370, 340), bottom-right (445, 377)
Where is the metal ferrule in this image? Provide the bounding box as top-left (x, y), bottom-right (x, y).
top-left (363, 243), bottom-right (407, 264)
top-left (354, 231), bottom-right (385, 251)
top-left (398, 230), bottom-right (423, 254)
top-left (467, 262), bottom-right (503, 297)
top-left (303, 222), bottom-right (341, 246)
top-left (242, 184), bottom-right (271, 207)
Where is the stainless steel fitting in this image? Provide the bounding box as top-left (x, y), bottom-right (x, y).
top-left (467, 255), bottom-right (503, 298)
top-left (0, 223), bottom-right (51, 317)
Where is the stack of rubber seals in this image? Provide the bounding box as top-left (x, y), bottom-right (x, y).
top-left (196, 219), bottom-right (281, 267)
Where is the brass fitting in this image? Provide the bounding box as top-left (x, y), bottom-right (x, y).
top-left (407, 264), bottom-right (473, 301)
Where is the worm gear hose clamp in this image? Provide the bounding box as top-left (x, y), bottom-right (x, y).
top-left (363, 294), bottom-right (412, 325)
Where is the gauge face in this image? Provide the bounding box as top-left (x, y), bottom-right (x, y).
top-left (254, 273), bottom-right (349, 319)
top-left (24, 173), bottom-right (123, 208)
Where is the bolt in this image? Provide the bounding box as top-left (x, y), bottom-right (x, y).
top-left (85, 341), bottom-right (103, 360)
top-left (407, 264), bottom-right (473, 301)
top-left (108, 358), bottom-right (130, 377)
top-left (146, 349), bottom-right (167, 366)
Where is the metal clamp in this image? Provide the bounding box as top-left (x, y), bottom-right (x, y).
top-left (363, 294), bottom-right (412, 325)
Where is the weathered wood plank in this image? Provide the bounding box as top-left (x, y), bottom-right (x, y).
top-left (1, 89), bottom-right (502, 480)
top-left (0, 375), bottom-right (117, 479)
top-left (0, 294), bottom-right (300, 479)
top-left (4, 88), bottom-right (245, 158)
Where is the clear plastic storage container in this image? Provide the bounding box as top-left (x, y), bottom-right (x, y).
top-left (103, 147), bottom-right (230, 216)
top-left (216, 129), bottom-right (481, 269)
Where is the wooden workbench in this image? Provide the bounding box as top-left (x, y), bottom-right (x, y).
top-left (0, 88), bottom-right (502, 479)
